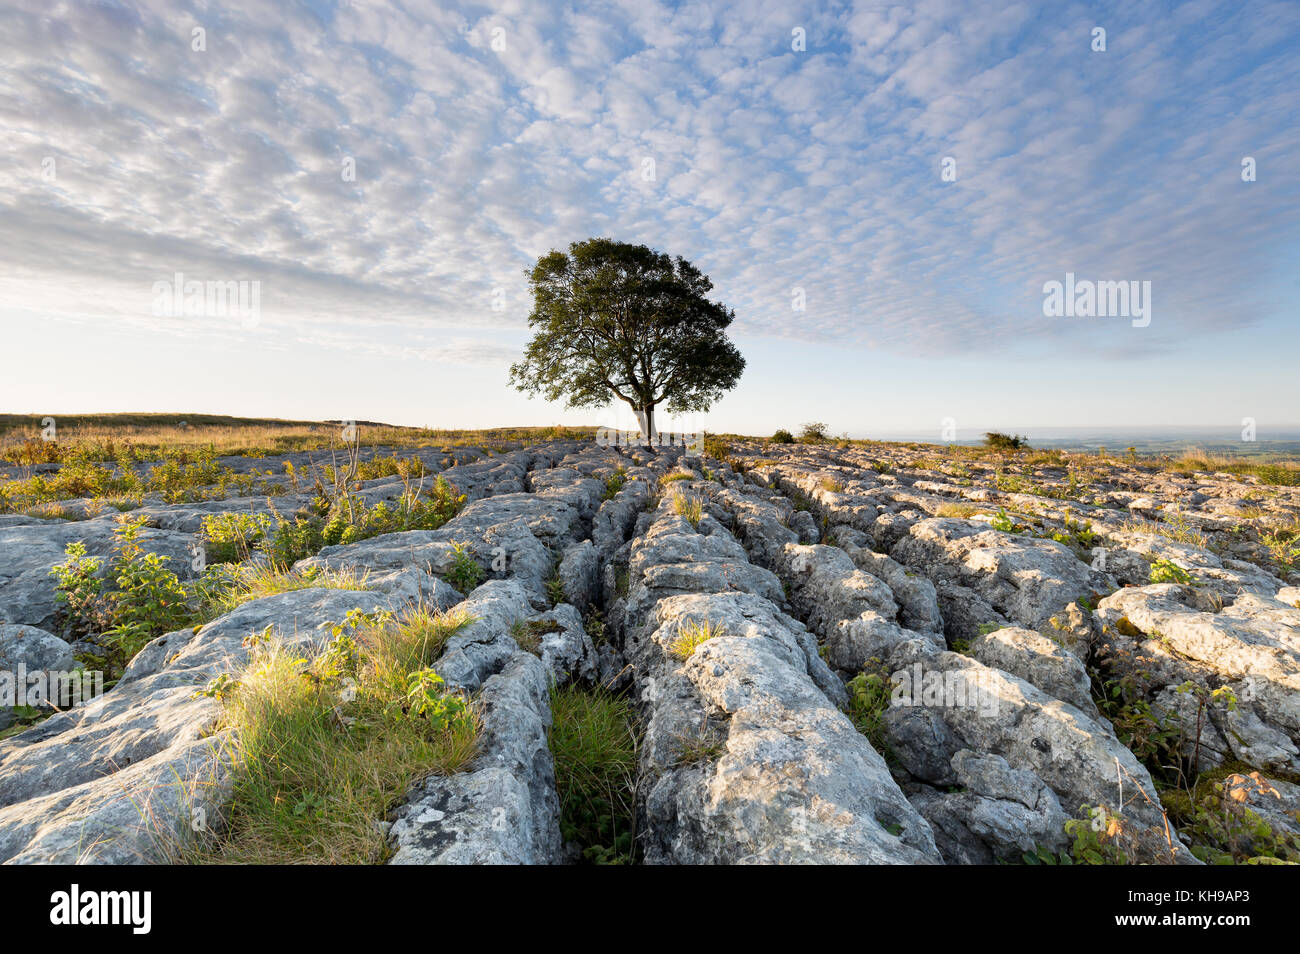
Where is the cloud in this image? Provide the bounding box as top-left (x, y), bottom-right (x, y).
top-left (1, 0), bottom-right (1297, 369)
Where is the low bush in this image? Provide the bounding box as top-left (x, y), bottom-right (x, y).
top-left (984, 432), bottom-right (1028, 451)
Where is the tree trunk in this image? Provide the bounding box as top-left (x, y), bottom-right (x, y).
top-left (634, 404), bottom-right (657, 444)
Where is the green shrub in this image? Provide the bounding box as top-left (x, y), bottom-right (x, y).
top-left (201, 512), bottom-right (273, 564)
top-left (446, 541), bottom-right (484, 593)
top-left (49, 542), bottom-right (110, 638)
top-left (50, 517), bottom-right (191, 670)
top-left (984, 432), bottom-right (1028, 451)
top-left (103, 519), bottom-right (193, 662)
top-left (846, 669), bottom-right (892, 754)
top-left (771, 429), bottom-right (795, 444)
top-left (602, 468), bottom-right (626, 501)
top-left (260, 476), bottom-right (466, 569)
top-left (1149, 559), bottom-right (1193, 585)
top-left (261, 513), bottom-right (326, 568)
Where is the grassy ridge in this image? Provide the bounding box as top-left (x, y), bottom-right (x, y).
top-left (0, 413), bottom-right (597, 462)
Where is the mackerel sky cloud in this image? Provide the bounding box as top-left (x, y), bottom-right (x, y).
top-left (1, 0), bottom-right (1297, 432)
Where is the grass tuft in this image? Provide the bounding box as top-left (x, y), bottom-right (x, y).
top-left (194, 606), bottom-right (477, 864)
top-left (668, 618), bottom-right (725, 659)
top-left (549, 684), bottom-right (638, 864)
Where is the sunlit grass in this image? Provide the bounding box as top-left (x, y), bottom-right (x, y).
top-left (195, 607), bottom-right (477, 864)
top-left (193, 563), bottom-right (371, 623)
top-left (667, 618), bottom-right (725, 659)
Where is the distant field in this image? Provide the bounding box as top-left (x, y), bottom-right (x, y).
top-left (0, 413), bottom-right (596, 462)
top-left (3, 414), bottom-right (1297, 487)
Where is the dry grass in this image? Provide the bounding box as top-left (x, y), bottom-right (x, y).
top-left (194, 564), bottom-right (371, 623)
top-left (672, 490), bottom-right (705, 527)
top-left (1163, 449), bottom-right (1300, 486)
top-left (1119, 512), bottom-right (1210, 550)
top-left (0, 413), bottom-right (596, 461)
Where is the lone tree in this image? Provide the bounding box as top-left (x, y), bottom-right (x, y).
top-left (509, 238), bottom-right (745, 440)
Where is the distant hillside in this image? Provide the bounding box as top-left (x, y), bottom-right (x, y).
top-left (0, 414), bottom-right (594, 461)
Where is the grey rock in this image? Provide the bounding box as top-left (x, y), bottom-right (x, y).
top-left (557, 541), bottom-right (600, 613)
top-left (388, 651), bottom-right (562, 865)
top-left (639, 592), bottom-right (941, 864)
top-left (971, 626), bottom-right (1097, 717)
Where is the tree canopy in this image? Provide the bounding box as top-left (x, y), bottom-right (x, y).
top-left (508, 238), bottom-right (744, 439)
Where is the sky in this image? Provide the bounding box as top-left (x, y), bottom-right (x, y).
top-left (1, 0), bottom-right (1297, 441)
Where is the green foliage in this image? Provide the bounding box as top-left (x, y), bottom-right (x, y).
top-left (984, 432), bottom-right (1028, 451)
top-left (799, 422), bottom-right (828, 442)
top-left (446, 541), bottom-right (485, 593)
top-left (1065, 806), bottom-right (1130, 865)
top-left (602, 468), bottom-right (626, 501)
top-left (147, 451), bottom-right (223, 503)
top-left (1164, 768), bottom-right (1300, 865)
top-left (1149, 558), bottom-right (1193, 585)
top-left (198, 606), bottom-right (478, 863)
top-left (261, 513), bottom-right (326, 568)
top-left (1259, 526), bottom-right (1300, 578)
top-left (49, 542), bottom-right (109, 636)
top-left (548, 684), bottom-right (638, 864)
top-left (1096, 678), bottom-right (1181, 766)
top-left (771, 429), bottom-right (795, 444)
top-left (989, 509), bottom-right (1024, 534)
top-left (195, 672), bottom-right (241, 702)
top-left (846, 667), bottom-right (892, 754)
top-left (1021, 844), bottom-right (1073, 865)
top-left (201, 512), bottom-right (273, 564)
top-left (397, 668), bottom-right (469, 730)
top-left (259, 476), bottom-right (466, 569)
top-left (1049, 516), bottom-right (1098, 552)
top-left (509, 238), bottom-right (745, 438)
top-left (51, 517), bottom-right (191, 669)
top-left (103, 519), bottom-right (193, 662)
